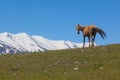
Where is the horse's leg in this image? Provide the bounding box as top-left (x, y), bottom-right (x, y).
top-left (92, 35), bottom-right (95, 47)
top-left (93, 35), bottom-right (96, 47)
top-left (92, 37), bottom-right (94, 47)
top-left (88, 37), bottom-right (90, 47)
top-left (83, 36), bottom-right (85, 48)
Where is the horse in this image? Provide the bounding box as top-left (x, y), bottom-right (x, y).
top-left (76, 24), bottom-right (106, 48)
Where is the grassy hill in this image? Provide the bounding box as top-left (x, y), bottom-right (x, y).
top-left (0, 44), bottom-right (120, 80)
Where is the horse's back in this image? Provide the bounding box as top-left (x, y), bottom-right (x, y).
top-left (83, 26), bottom-right (96, 36)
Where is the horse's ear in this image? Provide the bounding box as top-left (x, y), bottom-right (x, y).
top-left (77, 24), bottom-right (80, 26)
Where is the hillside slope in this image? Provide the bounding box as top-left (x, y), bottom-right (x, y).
top-left (0, 44), bottom-right (120, 80)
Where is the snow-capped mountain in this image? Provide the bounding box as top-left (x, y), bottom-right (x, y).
top-left (0, 32), bottom-right (95, 54)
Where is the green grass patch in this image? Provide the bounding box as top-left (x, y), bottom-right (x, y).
top-left (0, 44), bottom-right (120, 80)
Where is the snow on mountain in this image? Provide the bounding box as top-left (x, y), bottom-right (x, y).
top-left (0, 32), bottom-right (95, 54)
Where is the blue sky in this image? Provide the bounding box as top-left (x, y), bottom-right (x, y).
top-left (0, 0), bottom-right (120, 45)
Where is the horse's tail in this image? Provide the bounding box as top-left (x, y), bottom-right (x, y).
top-left (95, 27), bottom-right (106, 39)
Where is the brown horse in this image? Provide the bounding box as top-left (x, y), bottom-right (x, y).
top-left (76, 24), bottom-right (106, 48)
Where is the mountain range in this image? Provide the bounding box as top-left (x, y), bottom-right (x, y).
top-left (0, 32), bottom-right (95, 54)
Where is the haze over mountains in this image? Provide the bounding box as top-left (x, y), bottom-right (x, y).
top-left (0, 32), bottom-right (94, 54)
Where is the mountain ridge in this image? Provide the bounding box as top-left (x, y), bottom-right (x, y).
top-left (0, 32), bottom-right (95, 54)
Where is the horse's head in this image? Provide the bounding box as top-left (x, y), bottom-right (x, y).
top-left (76, 24), bottom-right (81, 34)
